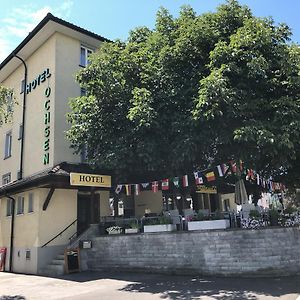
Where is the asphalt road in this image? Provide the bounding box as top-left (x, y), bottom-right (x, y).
top-left (0, 271), bottom-right (299, 300)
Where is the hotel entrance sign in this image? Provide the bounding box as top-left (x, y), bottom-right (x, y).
top-left (70, 172), bottom-right (111, 188)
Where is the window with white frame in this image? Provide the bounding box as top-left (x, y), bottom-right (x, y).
top-left (4, 131), bottom-right (12, 159)
top-left (6, 198), bottom-right (13, 216)
top-left (17, 196), bottom-right (24, 215)
top-left (80, 46), bottom-right (93, 67)
top-left (21, 79), bottom-right (25, 94)
top-left (2, 172), bottom-right (11, 185)
top-left (6, 92), bottom-right (13, 113)
top-left (28, 193), bottom-right (34, 213)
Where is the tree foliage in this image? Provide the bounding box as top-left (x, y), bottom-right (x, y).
top-left (67, 0), bottom-right (300, 185)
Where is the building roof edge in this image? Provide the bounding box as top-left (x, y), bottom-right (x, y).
top-left (0, 13), bottom-right (111, 71)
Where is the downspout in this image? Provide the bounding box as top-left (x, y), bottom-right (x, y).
top-left (6, 195), bottom-right (16, 272)
top-left (13, 54), bottom-right (27, 180)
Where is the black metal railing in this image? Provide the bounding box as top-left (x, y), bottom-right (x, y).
top-left (41, 219), bottom-right (77, 248)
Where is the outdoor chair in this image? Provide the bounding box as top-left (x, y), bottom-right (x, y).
top-left (164, 209), bottom-right (183, 230)
top-left (182, 209), bottom-right (196, 230)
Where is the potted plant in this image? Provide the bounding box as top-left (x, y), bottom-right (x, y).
top-left (187, 210), bottom-right (230, 231)
top-left (249, 209), bottom-right (261, 220)
top-left (143, 216), bottom-right (176, 233)
top-left (106, 226), bottom-right (123, 235)
top-left (269, 209), bottom-right (279, 226)
top-left (125, 222), bottom-right (140, 234)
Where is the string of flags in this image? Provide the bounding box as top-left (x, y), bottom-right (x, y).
top-left (114, 160), bottom-right (285, 196)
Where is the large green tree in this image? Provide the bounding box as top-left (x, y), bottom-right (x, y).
top-left (67, 0), bottom-right (300, 185)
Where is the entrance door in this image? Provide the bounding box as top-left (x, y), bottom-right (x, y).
top-left (77, 192), bottom-right (100, 235)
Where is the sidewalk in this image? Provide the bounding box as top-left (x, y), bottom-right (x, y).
top-left (0, 271), bottom-right (300, 300)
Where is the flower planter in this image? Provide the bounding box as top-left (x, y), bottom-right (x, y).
top-left (108, 230), bottom-right (123, 235)
top-left (125, 228), bottom-right (139, 234)
top-left (187, 219), bottom-right (230, 231)
top-left (143, 224), bottom-right (177, 233)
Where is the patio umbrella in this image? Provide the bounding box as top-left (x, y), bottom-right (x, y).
top-left (234, 179), bottom-right (248, 205)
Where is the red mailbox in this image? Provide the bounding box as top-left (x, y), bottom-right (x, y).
top-left (0, 248), bottom-right (7, 271)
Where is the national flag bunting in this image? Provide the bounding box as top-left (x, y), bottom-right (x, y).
top-left (125, 184), bottom-right (131, 196)
top-left (246, 169), bottom-right (254, 181)
top-left (205, 171), bottom-right (216, 182)
top-left (194, 171), bottom-right (203, 185)
top-left (141, 183), bottom-right (149, 189)
top-left (115, 184), bottom-right (123, 194)
top-left (217, 165), bottom-right (224, 177)
top-left (161, 179), bottom-right (169, 190)
top-left (230, 160), bottom-right (237, 173)
top-left (182, 175), bottom-right (189, 187)
top-left (135, 184), bottom-right (140, 196)
top-left (152, 181), bottom-right (159, 193)
top-left (172, 177), bottom-right (179, 188)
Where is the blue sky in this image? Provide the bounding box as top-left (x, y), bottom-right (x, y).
top-left (1, 0), bottom-right (300, 62)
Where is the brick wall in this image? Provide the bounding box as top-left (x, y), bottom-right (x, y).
top-left (81, 227), bottom-right (300, 276)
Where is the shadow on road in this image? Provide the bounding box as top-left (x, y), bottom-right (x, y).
top-left (58, 271), bottom-right (300, 300)
top-left (0, 296), bottom-right (26, 300)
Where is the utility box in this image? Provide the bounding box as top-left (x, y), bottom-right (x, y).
top-left (80, 240), bottom-right (92, 249)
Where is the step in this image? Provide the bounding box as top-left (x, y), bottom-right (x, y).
top-left (41, 264), bottom-right (65, 276)
top-left (47, 264), bottom-right (65, 272)
top-left (51, 259), bottom-right (65, 265)
top-left (56, 254), bottom-right (65, 260)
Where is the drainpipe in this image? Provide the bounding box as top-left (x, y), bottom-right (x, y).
top-left (6, 195), bottom-right (16, 272)
top-left (13, 54), bottom-right (27, 180)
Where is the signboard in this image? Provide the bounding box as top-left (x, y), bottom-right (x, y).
top-left (0, 248), bottom-right (6, 272)
top-left (70, 172), bottom-right (111, 188)
top-left (64, 248), bottom-right (80, 274)
top-left (196, 185), bottom-right (217, 194)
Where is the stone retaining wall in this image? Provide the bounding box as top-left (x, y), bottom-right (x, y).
top-left (81, 227), bottom-right (300, 276)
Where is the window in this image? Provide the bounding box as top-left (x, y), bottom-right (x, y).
top-left (6, 92), bottom-right (13, 113)
top-left (4, 131), bottom-right (12, 159)
top-left (28, 193), bottom-right (34, 213)
top-left (223, 199), bottom-right (230, 212)
top-left (18, 124), bottom-right (23, 140)
top-left (21, 79), bottom-right (25, 94)
top-left (6, 198), bottom-right (13, 216)
top-left (17, 196), bottom-right (24, 215)
top-left (80, 88), bottom-right (86, 96)
top-left (25, 250), bottom-right (31, 260)
top-left (80, 46), bottom-right (93, 67)
top-left (2, 172), bottom-right (11, 185)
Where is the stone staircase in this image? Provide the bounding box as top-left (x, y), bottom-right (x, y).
top-left (40, 253), bottom-right (65, 277)
top-left (39, 224), bottom-right (99, 277)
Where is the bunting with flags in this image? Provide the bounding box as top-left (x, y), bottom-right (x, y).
top-left (112, 159), bottom-right (285, 194)
top-left (115, 184), bottom-right (123, 194)
top-left (141, 183), bottom-right (149, 189)
top-left (161, 179), bottom-right (169, 190)
top-left (205, 171), bottom-right (216, 182)
top-left (152, 181), bottom-right (159, 193)
top-left (173, 177), bottom-right (179, 188)
top-left (182, 175), bottom-right (189, 187)
top-left (194, 171), bottom-right (203, 185)
top-left (135, 184), bottom-right (140, 196)
top-left (125, 184), bottom-right (131, 196)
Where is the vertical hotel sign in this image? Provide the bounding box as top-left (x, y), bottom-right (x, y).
top-left (43, 69), bottom-right (51, 165)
